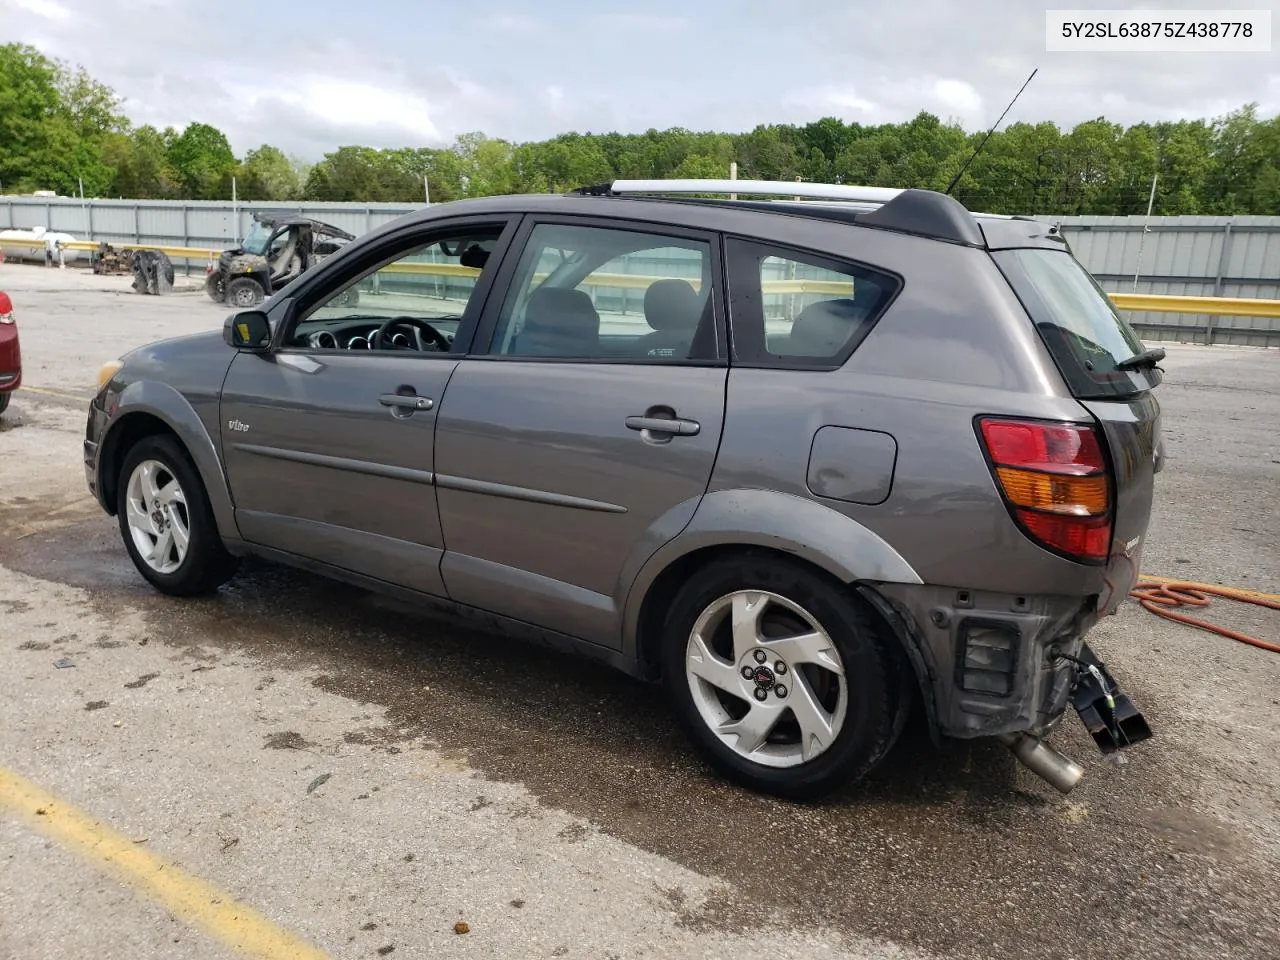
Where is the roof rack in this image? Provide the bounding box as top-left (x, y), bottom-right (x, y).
top-left (599, 178), bottom-right (904, 205)
top-left (572, 178), bottom-right (985, 247)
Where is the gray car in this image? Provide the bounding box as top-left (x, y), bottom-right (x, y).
top-left (85, 179), bottom-right (1163, 799)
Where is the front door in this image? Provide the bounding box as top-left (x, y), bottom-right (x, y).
top-left (433, 217), bottom-right (730, 646)
top-left (219, 217), bottom-right (516, 596)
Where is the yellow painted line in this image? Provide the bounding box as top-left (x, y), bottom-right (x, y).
top-left (0, 764), bottom-right (332, 960)
top-left (18, 385), bottom-right (89, 401)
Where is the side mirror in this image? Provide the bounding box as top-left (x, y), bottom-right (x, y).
top-left (224, 310), bottom-right (272, 352)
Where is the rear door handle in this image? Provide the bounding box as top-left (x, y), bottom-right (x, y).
top-left (379, 393), bottom-right (433, 411)
top-left (625, 415), bottom-right (700, 436)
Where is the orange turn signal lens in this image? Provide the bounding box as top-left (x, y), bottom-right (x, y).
top-left (994, 466), bottom-right (1109, 516)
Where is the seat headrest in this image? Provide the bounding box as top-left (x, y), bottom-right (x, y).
top-left (788, 296), bottom-right (872, 358)
top-left (514, 287), bottom-right (600, 356)
top-left (643, 278), bottom-right (700, 332)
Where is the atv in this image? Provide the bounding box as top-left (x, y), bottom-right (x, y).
top-left (205, 213), bottom-right (356, 307)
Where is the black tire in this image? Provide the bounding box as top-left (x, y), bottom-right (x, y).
top-left (116, 434), bottom-right (239, 596)
top-left (205, 274), bottom-right (226, 303)
top-left (225, 276), bottom-right (265, 308)
top-left (0, 392), bottom-right (9, 415)
top-left (661, 552), bottom-right (900, 800)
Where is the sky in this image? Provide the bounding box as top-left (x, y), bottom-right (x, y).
top-left (2, 0), bottom-right (1278, 160)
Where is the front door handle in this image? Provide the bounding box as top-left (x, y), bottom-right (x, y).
top-left (625, 415), bottom-right (700, 436)
top-left (379, 393), bottom-right (433, 411)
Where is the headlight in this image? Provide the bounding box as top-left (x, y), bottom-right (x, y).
top-left (97, 360), bottom-right (123, 389)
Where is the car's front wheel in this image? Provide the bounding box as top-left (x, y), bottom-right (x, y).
top-left (662, 553), bottom-right (900, 800)
top-left (117, 435), bottom-right (239, 595)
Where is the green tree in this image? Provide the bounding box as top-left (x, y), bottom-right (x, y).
top-left (167, 122), bottom-right (237, 199)
top-left (5, 42), bottom-right (1280, 215)
top-left (0, 43), bottom-right (123, 195)
top-left (105, 125), bottom-right (180, 198)
top-left (672, 153), bottom-right (729, 179)
top-left (237, 144), bottom-right (300, 200)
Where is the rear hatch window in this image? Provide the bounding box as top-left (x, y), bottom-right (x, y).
top-left (993, 248), bottom-right (1159, 400)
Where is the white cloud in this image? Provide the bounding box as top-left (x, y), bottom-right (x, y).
top-left (0, 0), bottom-right (1275, 161)
top-left (591, 12), bottom-right (687, 29)
top-left (788, 86), bottom-right (879, 118)
top-left (231, 77), bottom-right (444, 145)
top-left (933, 80), bottom-right (982, 117)
top-left (7, 0), bottom-right (69, 21)
top-left (486, 13), bottom-right (544, 34)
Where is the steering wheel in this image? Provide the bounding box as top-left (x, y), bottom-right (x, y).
top-left (371, 316), bottom-right (451, 352)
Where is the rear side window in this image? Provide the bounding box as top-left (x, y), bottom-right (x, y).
top-left (725, 238), bottom-right (899, 368)
top-left (994, 248), bottom-right (1157, 399)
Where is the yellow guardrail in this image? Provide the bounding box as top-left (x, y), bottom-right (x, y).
top-left (0, 238), bottom-right (220, 261)
top-left (3, 235), bottom-right (1278, 319)
top-left (1109, 292), bottom-right (1280, 319)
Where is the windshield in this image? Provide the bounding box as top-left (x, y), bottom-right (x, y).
top-left (995, 248), bottom-right (1159, 400)
top-left (240, 221), bottom-right (274, 256)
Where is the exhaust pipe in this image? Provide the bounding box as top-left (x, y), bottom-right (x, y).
top-left (998, 733), bottom-right (1085, 795)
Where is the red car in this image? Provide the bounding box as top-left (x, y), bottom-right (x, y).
top-left (0, 290), bottom-right (20, 416)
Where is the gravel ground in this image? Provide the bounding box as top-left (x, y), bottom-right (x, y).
top-left (0, 263), bottom-right (1277, 960)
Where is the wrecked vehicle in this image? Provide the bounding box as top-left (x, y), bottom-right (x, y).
top-left (205, 213), bottom-right (356, 308)
top-left (131, 249), bottom-right (175, 295)
top-left (92, 241), bottom-right (134, 276)
top-left (86, 179), bottom-right (1160, 800)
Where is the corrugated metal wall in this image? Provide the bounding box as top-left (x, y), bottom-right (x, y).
top-left (2, 197), bottom-right (1277, 345)
top-left (1045, 214), bottom-right (1280, 346)
top-left (0, 197), bottom-right (417, 252)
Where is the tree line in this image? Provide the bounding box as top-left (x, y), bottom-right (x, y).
top-left (3, 42), bottom-right (1278, 216)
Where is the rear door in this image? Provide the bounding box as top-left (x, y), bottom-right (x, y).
top-left (219, 216), bottom-right (518, 597)
top-left (431, 216), bottom-right (730, 646)
top-left (993, 246), bottom-right (1163, 612)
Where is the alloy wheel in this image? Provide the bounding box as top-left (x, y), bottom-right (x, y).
top-left (124, 459), bottom-right (190, 575)
top-left (685, 589), bottom-right (849, 768)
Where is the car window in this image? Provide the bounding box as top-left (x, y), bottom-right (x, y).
top-left (488, 222), bottom-right (716, 362)
top-left (725, 238), bottom-right (899, 368)
top-left (993, 247), bottom-right (1156, 400)
top-left (285, 228), bottom-right (503, 353)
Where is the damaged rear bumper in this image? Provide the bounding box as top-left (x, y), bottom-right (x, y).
top-left (870, 583), bottom-right (1101, 740)
top-left (865, 583), bottom-right (1152, 792)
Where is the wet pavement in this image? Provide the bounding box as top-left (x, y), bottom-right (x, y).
top-left (3, 509), bottom-right (1278, 960)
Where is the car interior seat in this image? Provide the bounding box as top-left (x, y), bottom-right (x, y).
top-left (786, 282), bottom-right (885, 358)
top-left (509, 287), bottom-right (601, 357)
top-left (634, 278), bottom-right (702, 359)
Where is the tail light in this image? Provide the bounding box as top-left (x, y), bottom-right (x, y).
top-left (0, 291), bottom-right (13, 324)
top-left (977, 416), bottom-right (1112, 563)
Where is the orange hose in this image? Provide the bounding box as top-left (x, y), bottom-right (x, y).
top-left (1129, 579), bottom-right (1280, 653)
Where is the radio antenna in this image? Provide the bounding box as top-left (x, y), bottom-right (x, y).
top-left (945, 67), bottom-right (1038, 196)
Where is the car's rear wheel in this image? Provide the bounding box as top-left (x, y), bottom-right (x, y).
top-left (226, 277), bottom-right (264, 308)
top-left (117, 435), bottom-right (239, 595)
top-left (661, 553), bottom-right (899, 800)
top-left (0, 392), bottom-right (9, 415)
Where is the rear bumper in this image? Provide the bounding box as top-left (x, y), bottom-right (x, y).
top-left (869, 582), bottom-right (1100, 739)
